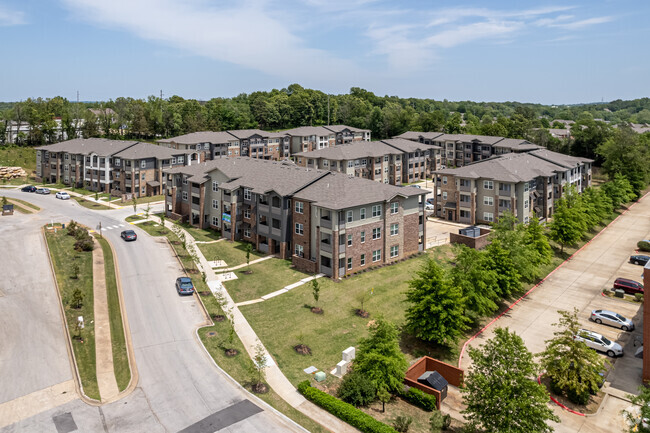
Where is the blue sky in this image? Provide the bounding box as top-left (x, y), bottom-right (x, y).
top-left (0, 0), bottom-right (648, 104)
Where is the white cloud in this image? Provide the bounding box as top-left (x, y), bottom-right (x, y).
top-left (0, 4), bottom-right (26, 26)
top-left (60, 0), bottom-right (362, 85)
top-left (549, 16), bottom-right (613, 30)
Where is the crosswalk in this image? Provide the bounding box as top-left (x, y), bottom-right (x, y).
top-left (100, 224), bottom-right (125, 231)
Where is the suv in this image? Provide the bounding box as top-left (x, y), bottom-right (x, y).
top-left (574, 329), bottom-right (623, 357)
top-left (21, 185), bottom-right (37, 192)
top-left (613, 278), bottom-right (644, 295)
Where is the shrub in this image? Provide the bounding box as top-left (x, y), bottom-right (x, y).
top-left (297, 381), bottom-right (397, 433)
top-left (337, 370), bottom-right (377, 407)
top-left (429, 411), bottom-right (452, 432)
top-left (635, 293), bottom-right (644, 303)
top-left (392, 416), bottom-right (412, 433)
top-left (399, 387), bottom-right (437, 411)
top-left (566, 387), bottom-right (590, 405)
top-left (549, 380), bottom-right (564, 396)
top-left (638, 240), bottom-right (650, 252)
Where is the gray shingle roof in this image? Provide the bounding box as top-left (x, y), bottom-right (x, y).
top-left (295, 141), bottom-right (402, 160)
top-left (35, 138), bottom-right (139, 157)
top-left (493, 138), bottom-right (542, 151)
top-left (113, 142), bottom-right (183, 160)
top-left (164, 160), bottom-right (225, 183)
top-left (323, 125), bottom-right (370, 134)
top-left (157, 131), bottom-right (237, 145)
top-left (293, 172), bottom-right (424, 210)
top-left (282, 126), bottom-right (335, 137)
top-left (382, 138), bottom-right (440, 152)
top-left (434, 134), bottom-right (504, 145)
top-left (528, 149), bottom-right (593, 167)
top-left (393, 131), bottom-right (444, 141)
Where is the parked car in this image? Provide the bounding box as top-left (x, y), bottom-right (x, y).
top-left (630, 255), bottom-right (650, 266)
top-left (590, 309), bottom-right (634, 331)
top-left (55, 191), bottom-right (70, 200)
top-left (120, 230), bottom-right (137, 241)
top-left (426, 198), bottom-right (434, 205)
top-left (35, 188), bottom-right (50, 195)
top-left (574, 329), bottom-right (623, 357)
top-left (613, 277), bottom-right (644, 295)
top-left (21, 185), bottom-right (36, 192)
top-left (175, 277), bottom-right (195, 296)
top-left (413, 185), bottom-right (422, 189)
top-left (425, 203), bottom-right (434, 210)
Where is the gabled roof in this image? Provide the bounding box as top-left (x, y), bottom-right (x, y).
top-left (323, 125), bottom-right (370, 134)
top-left (434, 134), bottom-right (504, 145)
top-left (157, 131), bottom-right (237, 145)
top-left (493, 138), bottom-right (542, 151)
top-left (293, 172), bottom-right (424, 210)
top-left (382, 138), bottom-right (441, 152)
top-left (164, 160), bottom-right (225, 183)
top-left (295, 141), bottom-right (401, 160)
top-left (393, 131), bottom-right (444, 141)
top-left (35, 138), bottom-right (139, 157)
top-left (528, 149), bottom-right (593, 168)
top-left (282, 126), bottom-right (335, 137)
top-left (113, 141), bottom-right (183, 160)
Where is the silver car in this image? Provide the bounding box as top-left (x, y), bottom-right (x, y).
top-left (575, 329), bottom-right (623, 357)
top-left (590, 309), bottom-right (634, 331)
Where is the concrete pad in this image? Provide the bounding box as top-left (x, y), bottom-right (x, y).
top-left (0, 381), bottom-right (77, 429)
top-left (261, 289), bottom-right (288, 300)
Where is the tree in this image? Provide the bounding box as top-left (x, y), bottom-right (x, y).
top-left (251, 342), bottom-right (268, 393)
top-left (159, 212), bottom-right (166, 232)
top-left (601, 174), bottom-right (636, 209)
top-left (539, 309), bottom-right (609, 405)
top-left (132, 195), bottom-right (137, 214)
top-left (245, 242), bottom-right (252, 271)
top-left (524, 214), bottom-right (553, 265)
top-left (377, 387), bottom-right (391, 413)
top-left (405, 259), bottom-right (470, 346)
top-left (144, 202), bottom-right (151, 220)
top-left (462, 328), bottom-right (559, 433)
top-left (624, 386), bottom-right (650, 433)
top-left (491, 211), bottom-right (542, 282)
top-left (548, 197), bottom-right (584, 253)
top-left (1, 196), bottom-right (7, 206)
top-left (449, 245), bottom-right (499, 319)
top-left (354, 317), bottom-right (408, 394)
top-left (70, 288), bottom-right (84, 309)
top-left (597, 126), bottom-right (649, 196)
top-left (337, 370), bottom-right (377, 407)
top-left (311, 277), bottom-right (320, 307)
top-left (71, 263), bottom-right (80, 279)
top-left (485, 239), bottom-right (522, 297)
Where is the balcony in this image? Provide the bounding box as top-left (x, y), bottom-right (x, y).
top-left (258, 203), bottom-right (270, 214)
top-left (320, 240), bottom-right (332, 253)
top-left (459, 184), bottom-right (471, 192)
top-left (320, 265), bottom-right (332, 276)
top-left (320, 218), bottom-right (332, 229)
top-left (258, 223), bottom-right (269, 236)
top-left (459, 200), bottom-right (471, 208)
top-left (258, 243), bottom-right (269, 254)
top-left (498, 188), bottom-right (512, 197)
top-left (498, 205), bottom-right (512, 213)
top-left (339, 243), bottom-right (346, 254)
top-left (271, 227), bottom-right (281, 238)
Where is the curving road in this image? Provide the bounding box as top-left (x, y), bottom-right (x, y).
top-left (0, 189), bottom-right (304, 432)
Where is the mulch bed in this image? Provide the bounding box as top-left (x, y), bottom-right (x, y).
top-left (355, 309), bottom-right (369, 318)
top-left (225, 348), bottom-right (239, 357)
top-left (212, 314), bottom-right (226, 322)
top-left (539, 375), bottom-right (604, 414)
top-left (311, 307), bottom-right (323, 314)
top-left (293, 344), bottom-right (312, 355)
top-left (252, 382), bottom-right (269, 394)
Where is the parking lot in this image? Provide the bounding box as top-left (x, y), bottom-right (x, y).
top-left (458, 194), bottom-right (650, 432)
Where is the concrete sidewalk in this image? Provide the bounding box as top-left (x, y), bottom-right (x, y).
top-left (159, 217), bottom-right (359, 433)
top-left (92, 237), bottom-right (120, 402)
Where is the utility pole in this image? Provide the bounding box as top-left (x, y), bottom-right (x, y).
top-left (327, 94), bottom-right (330, 126)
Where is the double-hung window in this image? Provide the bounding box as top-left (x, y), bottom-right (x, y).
top-left (372, 227), bottom-right (381, 240)
top-left (243, 188), bottom-right (251, 200)
top-left (390, 202), bottom-right (398, 214)
top-left (372, 205), bottom-right (381, 217)
top-left (372, 249), bottom-right (381, 262)
top-left (295, 223), bottom-right (304, 235)
top-left (390, 223), bottom-right (399, 236)
top-left (390, 245), bottom-right (399, 258)
top-left (295, 201), bottom-right (304, 214)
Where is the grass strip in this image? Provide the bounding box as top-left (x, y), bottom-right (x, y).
top-left (96, 237), bottom-right (131, 392)
top-left (6, 196), bottom-right (40, 210)
top-left (73, 196), bottom-right (112, 210)
top-left (45, 227), bottom-right (99, 400)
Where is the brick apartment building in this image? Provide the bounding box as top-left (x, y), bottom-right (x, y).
top-left (395, 131), bottom-right (542, 168)
top-left (35, 138), bottom-right (187, 197)
top-left (284, 125), bottom-right (370, 154)
top-left (433, 149), bottom-right (593, 225)
top-left (295, 138), bottom-right (441, 185)
top-left (164, 157), bottom-right (425, 279)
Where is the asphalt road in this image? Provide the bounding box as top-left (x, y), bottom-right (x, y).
top-left (0, 190), bottom-right (303, 432)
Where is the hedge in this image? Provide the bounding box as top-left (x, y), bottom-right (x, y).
top-left (399, 387), bottom-right (437, 411)
top-left (297, 381), bottom-right (397, 433)
top-left (638, 240), bottom-right (650, 252)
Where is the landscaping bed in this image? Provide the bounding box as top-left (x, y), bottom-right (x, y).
top-left (45, 226), bottom-right (99, 400)
top-left (73, 196), bottom-right (112, 210)
top-left (539, 375), bottom-right (604, 414)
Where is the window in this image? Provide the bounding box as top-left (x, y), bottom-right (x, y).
top-left (171, 157), bottom-right (177, 164)
top-left (484, 196), bottom-right (494, 206)
top-left (182, 191), bottom-right (188, 201)
top-left (295, 244), bottom-right (304, 258)
top-left (115, 158), bottom-right (120, 166)
top-left (244, 208), bottom-right (251, 218)
top-left (372, 227), bottom-right (381, 240)
top-left (140, 160), bottom-right (146, 168)
top-left (372, 205), bottom-right (381, 217)
top-left (360, 208), bottom-right (366, 220)
top-left (460, 210), bottom-right (470, 218)
top-left (212, 216), bottom-right (219, 226)
top-left (243, 188), bottom-right (251, 200)
top-left (372, 249), bottom-right (381, 262)
top-left (442, 192), bottom-right (448, 200)
top-left (390, 202), bottom-right (399, 214)
top-left (442, 176), bottom-right (447, 185)
top-left (524, 200), bottom-right (529, 209)
top-left (178, 156), bottom-right (184, 164)
top-left (243, 228), bottom-right (251, 238)
top-left (212, 199), bottom-right (219, 209)
top-left (212, 181), bottom-right (218, 192)
top-left (141, 173), bottom-right (145, 180)
top-left (484, 180), bottom-right (494, 190)
top-left (347, 210), bottom-right (353, 223)
top-left (360, 254), bottom-right (366, 266)
top-left (347, 257), bottom-right (352, 270)
top-left (295, 201), bottom-right (304, 214)
top-left (348, 161), bottom-right (354, 168)
top-left (295, 223), bottom-right (304, 235)
top-left (390, 245), bottom-right (399, 258)
top-left (347, 234), bottom-right (352, 246)
top-left (484, 212), bottom-right (494, 222)
top-left (390, 223), bottom-right (399, 236)
top-left (323, 159), bottom-right (329, 167)
top-left (182, 177), bottom-right (188, 185)
top-left (360, 231), bottom-right (366, 243)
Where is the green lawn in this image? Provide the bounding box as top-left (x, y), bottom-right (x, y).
top-left (5, 196), bottom-right (40, 210)
top-left (3, 197), bottom-right (32, 213)
top-left (224, 258), bottom-right (310, 304)
top-left (45, 227), bottom-right (100, 400)
top-left (135, 194), bottom-right (164, 204)
top-left (97, 237), bottom-right (131, 392)
top-left (198, 240), bottom-right (265, 268)
top-left (125, 214), bottom-right (144, 222)
top-left (175, 222), bottom-right (221, 243)
top-left (74, 196), bottom-right (112, 210)
top-left (239, 251), bottom-right (440, 387)
top-left (0, 145), bottom-right (36, 174)
top-left (136, 220), bottom-right (167, 237)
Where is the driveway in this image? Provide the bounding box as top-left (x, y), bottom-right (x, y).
top-left (459, 194), bottom-right (650, 433)
top-left (0, 190), bottom-right (303, 432)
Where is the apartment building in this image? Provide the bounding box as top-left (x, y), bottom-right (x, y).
top-left (295, 138), bottom-right (441, 185)
top-left (394, 131), bottom-right (542, 167)
top-left (158, 129), bottom-right (291, 161)
top-left (164, 157), bottom-right (426, 279)
top-left (35, 138), bottom-right (186, 197)
top-left (284, 125), bottom-right (370, 154)
top-left (433, 150), bottom-right (593, 225)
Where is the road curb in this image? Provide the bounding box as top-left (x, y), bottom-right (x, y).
top-left (458, 191), bottom-right (649, 369)
top-left (42, 225), bottom-right (101, 406)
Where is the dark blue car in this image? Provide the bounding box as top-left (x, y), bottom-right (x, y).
top-left (175, 277), bottom-right (195, 296)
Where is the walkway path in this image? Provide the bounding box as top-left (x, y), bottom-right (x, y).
top-left (236, 274), bottom-right (325, 307)
top-left (155, 216), bottom-right (358, 433)
top-left (92, 236), bottom-right (120, 402)
top-left (218, 255), bottom-right (274, 272)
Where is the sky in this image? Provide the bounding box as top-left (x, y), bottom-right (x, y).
top-left (0, 0), bottom-right (648, 104)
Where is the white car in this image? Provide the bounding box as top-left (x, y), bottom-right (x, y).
top-left (574, 329), bottom-right (623, 357)
top-left (425, 203), bottom-right (434, 210)
top-left (55, 191), bottom-right (70, 200)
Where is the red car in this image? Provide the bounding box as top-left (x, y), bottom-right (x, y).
top-left (613, 278), bottom-right (644, 295)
